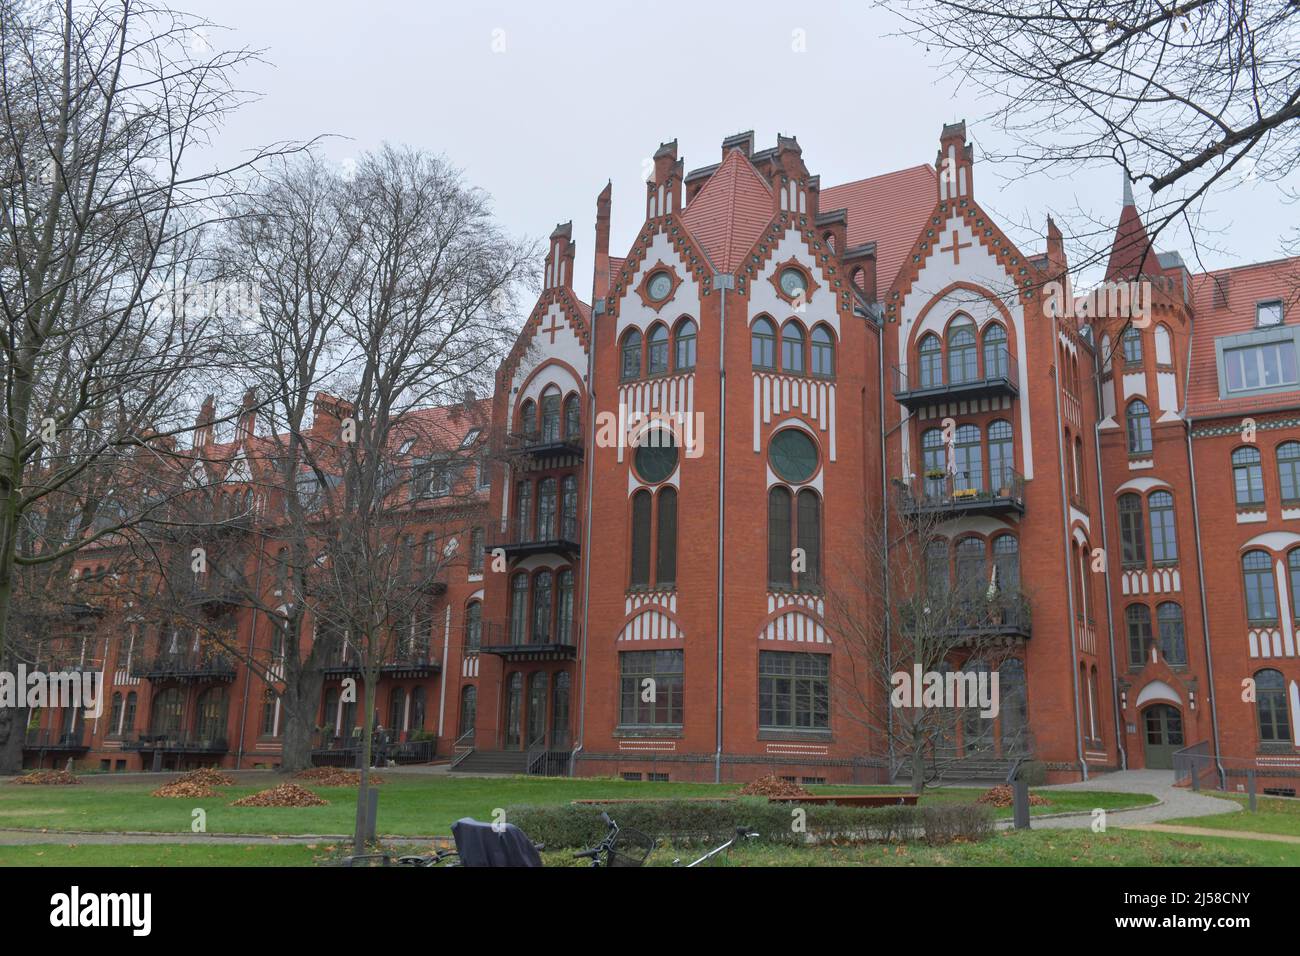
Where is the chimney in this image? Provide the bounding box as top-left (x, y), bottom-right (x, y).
top-left (234, 388), bottom-right (256, 442)
top-left (544, 222), bottom-right (575, 291)
top-left (645, 140), bottom-right (683, 221)
top-left (1046, 217), bottom-right (1066, 275)
top-left (193, 395), bottom-right (216, 448)
top-left (593, 181), bottom-right (612, 303)
top-left (311, 392), bottom-right (352, 442)
top-left (936, 121), bottom-right (974, 202)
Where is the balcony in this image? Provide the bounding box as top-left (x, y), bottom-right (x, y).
top-left (23, 728), bottom-right (89, 752)
top-left (130, 648), bottom-right (237, 682)
top-left (896, 470), bottom-right (1025, 519)
top-left (509, 429), bottom-right (584, 463)
top-left (892, 352), bottom-right (1018, 411)
top-left (121, 732), bottom-right (229, 754)
top-left (479, 620), bottom-right (579, 662)
top-left (310, 730), bottom-right (436, 767)
top-left (899, 595), bottom-right (1032, 642)
top-left (323, 646), bottom-right (441, 677)
top-left (489, 515), bottom-right (581, 560)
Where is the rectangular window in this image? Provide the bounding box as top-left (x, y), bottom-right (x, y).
top-left (758, 651), bottom-right (829, 730)
top-left (1257, 300), bottom-right (1284, 327)
top-left (618, 650), bottom-right (683, 726)
top-left (469, 527), bottom-right (485, 574)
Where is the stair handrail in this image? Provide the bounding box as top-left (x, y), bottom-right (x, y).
top-left (449, 728), bottom-right (475, 769)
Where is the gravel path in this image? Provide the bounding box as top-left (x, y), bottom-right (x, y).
top-left (1026, 769), bottom-right (1241, 830)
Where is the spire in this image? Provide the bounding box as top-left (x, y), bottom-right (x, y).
top-left (1122, 170), bottom-right (1135, 208)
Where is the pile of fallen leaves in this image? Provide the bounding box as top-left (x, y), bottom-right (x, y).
top-left (231, 783), bottom-right (328, 808)
top-left (152, 780), bottom-right (216, 799)
top-left (976, 784), bottom-right (1052, 808)
top-left (12, 770), bottom-right (80, 785)
top-left (176, 767), bottom-right (236, 787)
top-left (737, 774), bottom-right (813, 798)
top-left (293, 767), bottom-right (384, 787)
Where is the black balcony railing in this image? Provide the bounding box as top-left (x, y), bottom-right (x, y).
top-left (310, 730), bottom-right (436, 766)
top-left (130, 649), bottom-right (237, 681)
top-left (323, 645), bottom-right (440, 676)
top-left (23, 728), bottom-right (88, 750)
top-left (899, 594), bottom-right (1032, 640)
top-left (479, 619), bottom-right (579, 660)
top-left (121, 732), bottom-right (229, 753)
top-left (489, 515), bottom-right (581, 558)
top-left (892, 352), bottom-right (1019, 409)
top-left (511, 429), bottom-right (584, 462)
top-left (896, 470), bottom-right (1026, 518)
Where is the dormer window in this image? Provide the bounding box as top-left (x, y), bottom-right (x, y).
top-left (459, 427), bottom-right (482, 448)
top-left (1257, 300), bottom-right (1284, 328)
top-left (399, 438), bottom-right (416, 456)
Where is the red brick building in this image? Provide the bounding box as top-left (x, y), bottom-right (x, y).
top-left (26, 125), bottom-right (1300, 792)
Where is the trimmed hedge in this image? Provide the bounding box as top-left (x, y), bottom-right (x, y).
top-left (502, 799), bottom-right (993, 848)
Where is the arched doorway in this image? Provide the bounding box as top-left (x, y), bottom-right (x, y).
top-left (1142, 703), bottom-right (1184, 769)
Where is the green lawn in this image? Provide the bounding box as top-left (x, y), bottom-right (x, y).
top-left (3, 827), bottom-right (1293, 867)
top-left (0, 774), bottom-right (1154, 838)
top-left (1165, 794), bottom-right (1300, 837)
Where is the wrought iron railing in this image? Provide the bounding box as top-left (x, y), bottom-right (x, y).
top-left (896, 470), bottom-right (1025, 515)
top-left (891, 351), bottom-right (1018, 399)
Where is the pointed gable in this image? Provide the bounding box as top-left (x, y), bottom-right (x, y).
top-left (821, 164), bottom-right (937, 295)
top-left (681, 148), bottom-right (774, 273)
top-left (1105, 199), bottom-right (1155, 281)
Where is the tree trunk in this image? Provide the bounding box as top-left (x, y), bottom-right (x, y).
top-left (0, 702), bottom-right (26, 775)
top-left (353, 666), bottom-right (378, 855)
top-left (279, 667), bottom-right (325, 772)
top-left (910, 739), bottom-right (926, 796)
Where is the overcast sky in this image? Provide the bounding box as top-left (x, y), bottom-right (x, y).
top-left (184, 0), bottom-right (1298, 302)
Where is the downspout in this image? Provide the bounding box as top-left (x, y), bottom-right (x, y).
top-left (1185, 418), bottom-right (1226, 785)
top-left (1051, 314), bottom-right (1089, 780)
top-left (572, 300), bottom-right (600, 775)
top-left (714, 274), bottom-right (732, 784)
top-left (1089, 349), bottom-right (1127, 769)
top-left (876, 310), bottom-right (893, 780)
top-left (236, 542), bottom-right (266, 769)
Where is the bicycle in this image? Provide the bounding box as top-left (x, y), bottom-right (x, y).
top-left (671, 826), bottom-right (759, 867)
top-left (572, 811), bottom-right (655, 867)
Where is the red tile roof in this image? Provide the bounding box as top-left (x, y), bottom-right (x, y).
top-left (821, 164), bottom-right (937, 294)
top-left (1105, 202), bottom-right (1156, 281)
top-left (1186, 257), bottom-right (1300, 419)
top-left (681, 148), bottom-right (775, 273)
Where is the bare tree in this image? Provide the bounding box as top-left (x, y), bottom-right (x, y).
top-left (890, 0), bottom-right (1300, 271)
top-left (826, 479), bottom-right (1032, 794)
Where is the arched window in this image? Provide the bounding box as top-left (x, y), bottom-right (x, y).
top-left (504, 673), bottom-right (523, 748)
top-left (1118, 493), bottom-right (1146, 566)
top-left (537, 477), bottom-right (557, 540)
top-left (1126, 604), bottom-right (1152, 666)
top-left (767, 486), bottom-right (793, 589)
top-left (552, 672), bottom-right (572, 749)
top-left (1233, 447), bottom-right (1265, 506)
top-left (797, 489), bottom-right (822, 588)
top-left (918, 333), bottom-right (942, 388)
top-left (1157, 602), bottom-right (1186, 665)
top-left (810, 325), bottom-right (835, 377)
top-left (988, 420), bottom-right (1014, 489)
top-left (926, 539), bottom-right (948, 594)
top-left (947, 317), bottom-right (977, 384)
top-left (150, 687), bottom-right (184, 736)
top-left (922, 428), bottom-right (946, 497)
top-left (674, 318), bottom-right (697, 371)
top-left (1126, 399), bottom-right (1152, 454)
top-left (954, 424), bottom-right (983, 491)
top-left (526, 672), bottom-right (548, 748)
top-left (629, 490), bottom-right (652, 589)
top-left (465, 601), bottom-right (481, 652)
top-left (1279, 442), bottom-right (1300, 502)
top-left (514, 480), bottom-right (532, 538)
top-left (563, 393), bottom-right (581, 440)
top-left (124, 691), bottom-right (137, 732)
top-left (992, 534), bottom-right (1019, 588)
top-left (1256, 669), bottom-right (1291, 742)
top-left (620, 329), bottom-right (642, 381)
top-left (1122, 326), bottom-right (1143, 364)
top-left (261, 688), bottom-right (278, 737)
top-left (1073, 436), bottom-right (1084, 495)
top-left (954, 536), bottom-right (986, 596)
top-left (561, 474), bottom-right (578, 539)
top-left (1243, 550), bottom-right (1278, 624)
top-left (557, 569), bottom-right (575, 644)
top-left (322, 687), bottom-right (340, 737)
top-left (656, 487), bottom-right (677, 587)
top-left (533, 571), bottom-right (553, 643)
top-left (410, 687), bottom-right (426, 732)
top-left (982, 324), bottom-right (1008, 379)
top-left (647, 323), bottom-right (669, 375)
top-left (540, 386), bottom-right (561, 442)
top-left (1289, 550), bottom-right (1300, 625)
top-left (781, 322), bottom-right (805, 374)
top-left (388, 687), bottom-right (406, 732)
top-left (1000, 659), bottom-right (1027, 751)
top-left (518, 399), bottom-right (537, 439)
top-left (509, 572), bottom-right (529, 643)
top-left (108, 692), bottom-right (124, 735)
top-left (751, 317), bottom-right (776, 369)
top-left (196, 687), bottom-right (227, 742)
top-left (459, 685), bottom-right (477, 736)
top-left (1149, 490), bottom-right (1177, 563)
top-left (1154, 324), bottom-right (1173, 364)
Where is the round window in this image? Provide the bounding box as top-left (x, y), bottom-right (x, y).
top-left (779, 268), bottom-right (807, 299)
top-left (647, 271), bottom-right (673, 301)
top-left (769, 429), bottom-right (818, 483)
top-left (634, 433), bottom-right (679, 483)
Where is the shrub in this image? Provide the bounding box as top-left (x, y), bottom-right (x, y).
top-left (501, 798), bottom-right (993, 848)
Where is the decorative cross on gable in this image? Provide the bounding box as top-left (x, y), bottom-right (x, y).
top-left (940, 229), bottom-right (973, 266)
top-left (541, 314), bottom-right (564, 345)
